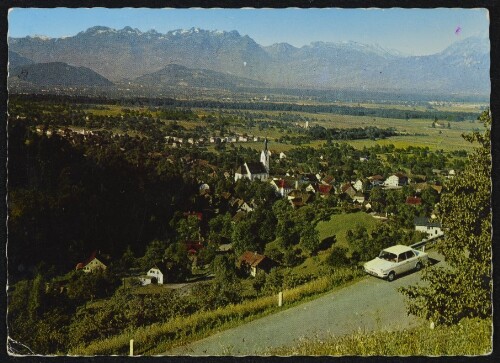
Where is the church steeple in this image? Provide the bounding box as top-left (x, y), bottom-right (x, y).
top-left (260, 138), bottom-right (270, 173)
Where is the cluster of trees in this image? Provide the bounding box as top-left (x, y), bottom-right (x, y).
top-left (262, 199), bottom-right (339, 266)
top-left (346, 223), bottom-right (423, 262)
top-left (157, 99), bottom-right (479, 122)
top-left (307, 125), bottom-right (397, 141)
top-left (400, 110), bottom-right (492, 325)
top-left (386, 147), bottom-right (448, 176)
top-left (369, 186), bottom-right (440, 224)
top-left (8, 269), bottom-right (119, 353)
top-left (8, 117), bottom-right (202, 278)
top-left (156, 107), bottom-right (198, 121)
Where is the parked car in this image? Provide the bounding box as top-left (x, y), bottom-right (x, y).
top-left (363, 244), bottom-right (428, 282)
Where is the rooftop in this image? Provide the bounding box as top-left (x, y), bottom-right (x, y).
top-left (246, 162), bottom-right (268, 174)
top-left (239, 251), bottom-right (267, 267)
top-left (383, 244), bottom-right (413, 254)
top-left (414, 217), bottom-right (441, 227)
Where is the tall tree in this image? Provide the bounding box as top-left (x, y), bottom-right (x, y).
top-left (400, 110), bottom-right (491, 325)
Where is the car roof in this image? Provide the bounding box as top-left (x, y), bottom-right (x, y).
top-left (383, 245), bottom-right (412, 254)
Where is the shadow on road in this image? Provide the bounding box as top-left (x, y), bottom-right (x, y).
top-left (427, 256), bottom-right (441, 266)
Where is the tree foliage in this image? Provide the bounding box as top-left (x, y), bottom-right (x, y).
top-left (400, 110), bottom-right (492, 325)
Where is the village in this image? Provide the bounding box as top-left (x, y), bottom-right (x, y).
top-left (72, 136), bottom-right (446, 291)
top-left (6, 7), bottom-right (492, 356)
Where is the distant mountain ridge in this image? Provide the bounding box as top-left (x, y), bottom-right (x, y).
top-left (8, 50), bottom-right (34, 68)
top-left (8, 26), bottom-right (490, 95)
top-left (135, 63), bottom-right (266, 89)
top-left (9, 62), bottom-right (114, 87)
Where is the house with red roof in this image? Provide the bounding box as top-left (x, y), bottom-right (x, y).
top-left (341, 183), bottom-right (357, 198)
top-left (321, 175), bottom-right (335, 185)
top-left (406, 196), bottom-right (422, 205)
top-left (185, 241), bottom-right (204, 255)
top-left (318, 184), bottom-right (334, 197)
top-left (270, 178), bottom-right (295, 197)
top-left (75, 251), bottom-right (107, 273)
top-left (238, 251), bottom-right (276, 277)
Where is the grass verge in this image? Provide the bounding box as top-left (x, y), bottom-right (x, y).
top-left (269, 317), bottom-right (492, 356)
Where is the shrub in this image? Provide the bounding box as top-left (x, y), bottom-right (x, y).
top-left (325, 247), bottom-right (350, 267)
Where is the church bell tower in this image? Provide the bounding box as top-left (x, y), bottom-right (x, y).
top-left (260, 138), bottom-right (270, 173)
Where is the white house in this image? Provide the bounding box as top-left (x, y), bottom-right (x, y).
top-left (414, 217), bottom-right (443, 237)
top-left (353, 179), bottom-right (367, 192)
top-left (384, 173), bottom-right (408, 187)
top-left (238, 201), bottom-right (255, 213)
top-left (140, 265), bottom-right (166, 285)
top-left (353, 192), bottom-right (366, 204)
top-left (76, 252), bottom-right (107, 273)
top-left (199, 183), bottom-right (210, 193)
top-left (305, 183), bottom-right (317, 193)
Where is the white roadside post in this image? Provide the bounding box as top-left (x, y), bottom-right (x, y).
top-left (278, 291), bottom-right (283, 307)
top-left (130, 339), bottom-right (134, 356)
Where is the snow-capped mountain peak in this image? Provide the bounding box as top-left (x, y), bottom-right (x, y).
top-left (28, 34), bottom-right (52, 41)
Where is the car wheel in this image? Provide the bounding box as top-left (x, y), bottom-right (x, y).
top-left (387, 271), bottom-right (396, 282)
top-left (416, 262), bottom-right (422, 271)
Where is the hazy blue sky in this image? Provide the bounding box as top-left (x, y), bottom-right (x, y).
top-left (8, 8), bottom-right (489, 55)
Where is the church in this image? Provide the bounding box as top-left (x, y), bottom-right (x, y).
top-left (234, 138), bottom-right (270, 182)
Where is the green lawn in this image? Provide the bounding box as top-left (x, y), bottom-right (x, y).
top-left (293, 212), bottom-right (380, 276)
top-left (316, 211), bottom-right (380, 251)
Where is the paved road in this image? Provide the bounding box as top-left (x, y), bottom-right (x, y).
top-left (168, 251), bottom-right (442, 356)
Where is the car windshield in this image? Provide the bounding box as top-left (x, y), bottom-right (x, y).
top-left (379, 251), bottom-right (397, 261)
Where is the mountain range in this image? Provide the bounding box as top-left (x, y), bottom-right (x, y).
top-left (9, 61), bottom-right (114, 88)
top-left (8, 26), bottom-right (490, 95)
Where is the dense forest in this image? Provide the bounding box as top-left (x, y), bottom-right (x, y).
top-left (8, 119), bottom-right (197, 276)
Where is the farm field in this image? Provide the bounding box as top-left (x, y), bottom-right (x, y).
top-left (55, 101), bottom-right (487, 155)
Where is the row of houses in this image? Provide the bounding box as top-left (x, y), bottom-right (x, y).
top-left (165, 134), bottom-right (264, 148)
top-left (74, 248), bottom-right (277, 283)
